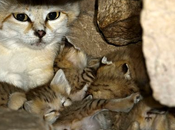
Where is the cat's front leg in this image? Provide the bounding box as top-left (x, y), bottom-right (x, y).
top-left (5, 73), bottom-right (24, 89)
top-left (105, 93), bottom-right (142, 113)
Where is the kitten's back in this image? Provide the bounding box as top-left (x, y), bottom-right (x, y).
top-left (53, 93), bottom-right (141, 130)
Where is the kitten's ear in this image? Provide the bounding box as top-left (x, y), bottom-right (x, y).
top-left (122, 63), bottom-right (131, 80)
top-left (84, 95), bottom-right (93, 100)
top-left (51, 69), bottom-right (71, 95)
top-left (101, 57), bottom-right (112, 65)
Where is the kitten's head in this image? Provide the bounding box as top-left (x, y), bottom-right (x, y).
top-left (55, 38), bottom-right (87, 70)
top-left (0, 0), bottom-right (80, 49)
top-left (24, 69), bottom-right (72, 123)
top-left (97, 57), bottom-right (133, 80)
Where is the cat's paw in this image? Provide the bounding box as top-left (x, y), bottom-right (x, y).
top-left (8, 92), bottom-right (26, 110)
top-left (63, 98), bottom-right (72, 107)
top-left (6, 74), bottom-right (24, 88)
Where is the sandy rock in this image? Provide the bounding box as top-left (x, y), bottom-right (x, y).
top-left (97, 0), bottom-right (142, 46)
top-left (67, 0), bottom-right (117, 57)
top-left (142, 0), bottom-right (175, 106)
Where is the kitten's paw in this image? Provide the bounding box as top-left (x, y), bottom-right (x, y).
top-left (8, 92), bottom-right (26, 110)
top-left (7, 74), bottom-right (23, 88)
top-left (63, 98), bottom-right (72, 107)
top-left (44, 111), bottom-right (60, 124)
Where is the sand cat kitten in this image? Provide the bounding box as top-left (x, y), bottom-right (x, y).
top-left (24, 69), bottom-right (72, 123)
top-left (52, 93), bottom-right (141, 130)
top-left (87, 57), bottom-right (139, 99)
top-left (0, 0), bottom-right (80, 90)
top-left (115, 97), bottom-right (175, 130)
top-left (54, 39), bottom-right (100, 101)
top-left (106, 42), bottom-right (151, 96)
top-left (0, 82), bottom-right (26, 110)
top-left (0, 69), bottom-right (73, 123)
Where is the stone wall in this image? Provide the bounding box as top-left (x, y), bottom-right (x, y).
top-left (142, 0), bottom-right (175, 106)
top-left (67, 0), bottom-right (142, 57)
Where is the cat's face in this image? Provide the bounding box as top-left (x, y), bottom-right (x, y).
top-left (0, 1), bottom-right (79, 49)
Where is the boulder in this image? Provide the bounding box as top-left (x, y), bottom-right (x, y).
top-left (142, 0), bottom-right (175, 106)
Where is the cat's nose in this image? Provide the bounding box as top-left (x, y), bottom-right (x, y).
top-left (34, 30), bottom-right (46, 38)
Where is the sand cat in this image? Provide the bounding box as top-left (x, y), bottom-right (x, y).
top-left (52, 92), bottom-right (142, 130)
top-left (0, 0), bottom-right (80, 90)
top-left (24, 69), bottom-right (73, 123)
top-left (106, 42), bottom-right (151, 96)
top-left (87, 57), bottom-right (139, 99)
top-left (115, 96), bottom-right (175, 130)
top-left (54, 38), bottom-right (100, 101)
top-left (0, 69), bottom-right (73, 123)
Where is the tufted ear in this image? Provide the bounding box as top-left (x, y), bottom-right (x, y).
top-left (63, 1), bottom-right (80, 24)
top-left (101, 56), bottom-right (112, 65)
top-left (51, 69), bottom-right (71, 95)
top-left (121, 63), bottom-right (131, 80)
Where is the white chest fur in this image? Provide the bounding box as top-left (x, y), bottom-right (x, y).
top-left (0, 44), bottom-right (58, 91)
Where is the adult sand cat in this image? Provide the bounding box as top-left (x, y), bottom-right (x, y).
top-left (0, 0), bottom-right (80, 90)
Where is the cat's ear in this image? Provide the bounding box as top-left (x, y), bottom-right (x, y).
top-left (0, 0), bottom-right (9, 29)
top-left (51, 69), bottom-right (71, 95)
top-left (0, 0), bottom-right (9, 10)
top-left (122, 63), bottom-right (131, 80)
top-left (101, 56), bottom-right (112, 65)
top-left (64, 2), bottom-right (80, 23)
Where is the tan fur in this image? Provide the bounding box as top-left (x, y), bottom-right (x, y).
top-left (8, 92), bottom-right (26, 110)
top-left (115, 96), bottom-right (175, 130)
top-left (54, 39), bottom-right (99, 101)
top-left (106, 42), bottom-right (151, 96)
top-left (0, 0), bottom-right (80, 90)
top-left (53, 93), bottom-right (141, 130)
top-left (87, 60), bottom-right (139, 99)
top-left (0, 82), bottom-right (25, 109)
top-left (23, 69), bottom-right (73, 124)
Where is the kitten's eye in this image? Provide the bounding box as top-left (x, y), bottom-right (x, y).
top-left (12, 13), bottom-right (29, 22)
top-left (47, 12), bottom-right (60, 20)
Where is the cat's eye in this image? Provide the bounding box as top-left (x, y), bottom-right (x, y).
top-left (12, 13), bottom-right (29, 22)
top-left (46, 11), bottom-right (60, 21)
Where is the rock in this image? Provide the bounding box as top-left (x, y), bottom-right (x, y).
top-left (67, 0), bottom-right (117, 57)
top-left (0, 108), bottom-right (51, 130)
top-left (142, 0), bottom-right (175, 106)
top-left (97, 0), bottom-right (142, 46)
